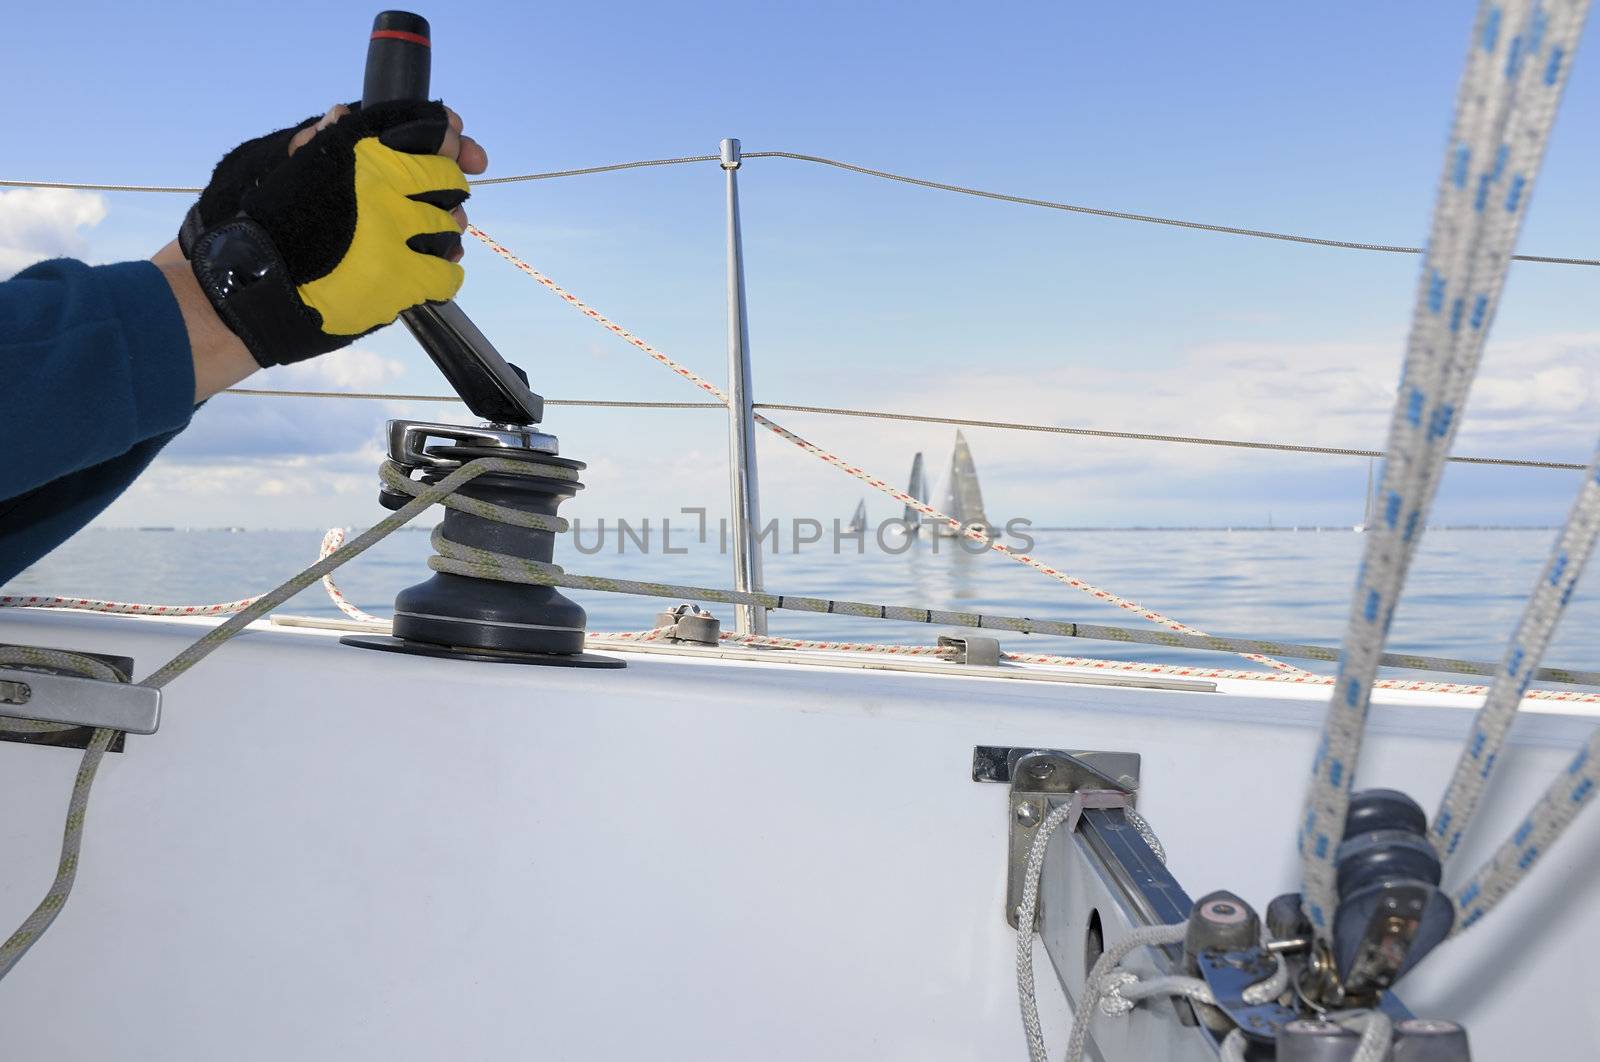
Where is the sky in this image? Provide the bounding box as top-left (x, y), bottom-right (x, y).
top-left (3, 1), bottom-right (1599, 531)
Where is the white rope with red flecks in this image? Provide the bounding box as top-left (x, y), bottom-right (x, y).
top-left (4, 561), bottom-right (1597, 702)
top-left (0, 530), bottom-right (368, 623)
top-left (0, 592), bottom-right (260, 616)
top-left (316, 529), bottom-right (381, 624)
top-left (722, 632), bottom-right (1600, 702)
top-left (464, 225), bottom-right (1307, 676)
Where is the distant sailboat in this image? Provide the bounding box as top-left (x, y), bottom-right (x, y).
top-left (882, 454), bottom-right (930, 545)
top-left (1354, 458), bottom-right (1376, 533)
top-left (847, 499), bottom-right (868, 534)
top-left (902, 452), bottom-right (928, 537)
top-left (933, 431), bottom-right (992, 538)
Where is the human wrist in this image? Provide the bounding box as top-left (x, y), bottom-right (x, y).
top-left (151, 240), bottom-right (258, 402)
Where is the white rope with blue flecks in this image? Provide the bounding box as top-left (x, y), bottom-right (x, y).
top-left (1297, 0), bottom-right (1592, 942)
top-left (1452, 711), bottom-right (1600, 928)
top-left (1432, 444), bottom-right (1600, 929)
top-left (1015, 804), bottom-right (1298, 1062)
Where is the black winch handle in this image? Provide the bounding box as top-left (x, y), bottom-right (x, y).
top-left (363, 10), bottom-right (544, 427)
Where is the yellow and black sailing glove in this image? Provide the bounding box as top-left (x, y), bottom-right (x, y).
top-left (184, 101), bottom-right (468, 368)
top-left (178, 112), bottom-right (324, 245)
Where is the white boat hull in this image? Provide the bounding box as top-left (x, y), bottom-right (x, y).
top-left (2, 609), bottom-right (1596, 1060)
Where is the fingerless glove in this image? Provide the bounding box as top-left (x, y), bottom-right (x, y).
top-left (183, 101), bottom-right (469, 368)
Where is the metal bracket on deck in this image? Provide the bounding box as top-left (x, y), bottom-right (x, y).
top-left (972, 746), bottom-right (1141, 929)
top-left (937, 632), bottom-right (1000, 666)
top-left (980, 744), bottom-right (1223, 1059)
top-left (0, 645), bottom-right (159, 741)
top-left (975, 744), bottom-right (1459, 1061)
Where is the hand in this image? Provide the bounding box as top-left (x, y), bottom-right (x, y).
top-left (182, 103), bottom-right (489, 262)
top-left (177, 111), bottom-right (321, 254)
top-left (285, 103), bottom-right (489, 262)
top-left (184, 100), bottom-right (487, 368)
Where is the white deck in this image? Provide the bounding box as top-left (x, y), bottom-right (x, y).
top-left (2, 608), bottom-right (1597, 1060)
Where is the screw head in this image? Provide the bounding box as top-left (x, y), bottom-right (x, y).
top-left (1201, 898), bottom-right (1249, 924)
top-left (1015, 801), bottom-right (1042, 827)
top-left (1028, 761), bottom-right (1056, 780)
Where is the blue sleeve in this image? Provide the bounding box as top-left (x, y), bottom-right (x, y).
top-left (0, 259), bottom-right (196, 584)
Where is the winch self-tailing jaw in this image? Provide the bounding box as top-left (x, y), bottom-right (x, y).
top-left (341, 11), bottom-right (620, 669)
top-left (378, 420), bottom-right (560, 506)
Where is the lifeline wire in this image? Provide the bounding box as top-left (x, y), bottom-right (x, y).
top-left (739, 151), bottom-right (1600, 268)
top-left (6, 150), bottom-right (1598, 266)
top-left (465, 226), bottom-right (1310, 677)
top-left (1298, 0), bottom-right (1592, 941)
top-left (217, 388), bottom-right (1591, 472)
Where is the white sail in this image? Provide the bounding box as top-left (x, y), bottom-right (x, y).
top-left (901, 452), bottom-right (927, 536)
top-left (1355, 457), bottom-right (1376, 533)
top-left (933, 431), bottom-right (992, 537)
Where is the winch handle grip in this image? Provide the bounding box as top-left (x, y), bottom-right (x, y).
top-left (363, 10), bottom-right (433, 107)
top-left (361, 10), bottom-right (544, 426)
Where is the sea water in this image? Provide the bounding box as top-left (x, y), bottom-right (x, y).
top-left (3, 526), bottom-right (1595, 686)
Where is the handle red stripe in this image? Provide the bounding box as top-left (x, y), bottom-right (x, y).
top-left (371, 29), bottom-right (431, 46)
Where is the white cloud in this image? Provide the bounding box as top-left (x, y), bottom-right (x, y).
top-left (96, 445), bottom-right (391, 529)
top-left (89, 332), bottom-right (1600, 530)
top-left (0, 188), bottom-right (108, 278)
top-left (721, 331), bottom-right (1600, 527)
top-left (168, 349), bottom-right (411, 461)
top-left (873, 331), bottom-right (1600, 469)
top-left (272, 346), bottom-right (409, 391)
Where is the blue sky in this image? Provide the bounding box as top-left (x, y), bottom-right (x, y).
top-left (3, 1), bottom-right (1598, 529)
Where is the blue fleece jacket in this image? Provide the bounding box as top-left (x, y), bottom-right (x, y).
top-left (0, 259), bottom-right (196, 584)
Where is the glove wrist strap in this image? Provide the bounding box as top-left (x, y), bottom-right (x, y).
top-left (177, 203), bottom-right (209, 261)
top-left (189, 219), bottom-right (339, 369)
